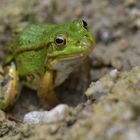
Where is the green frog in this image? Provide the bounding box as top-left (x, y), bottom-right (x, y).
top-left (0, 19), bottom-right (95, 110)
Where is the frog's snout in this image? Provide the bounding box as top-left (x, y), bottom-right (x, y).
top-left (80, 35), bottom-right (95, 54)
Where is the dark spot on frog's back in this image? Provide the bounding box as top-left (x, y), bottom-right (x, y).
top-left (1, 75), bottom-right (13, 87)
top-left (26, 56), bottom-right (33, 62)
top-left (76, 40), bottom-right (80, 45)
top-left (16, 59), bottom-right (22, 66)
top-left (27, 40), bottom-right (31, 43)
top-left (19, 75), bottom-right (27, 81)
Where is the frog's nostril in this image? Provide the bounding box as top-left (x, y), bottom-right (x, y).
top-left (80, 39), bottom-right (91, 47)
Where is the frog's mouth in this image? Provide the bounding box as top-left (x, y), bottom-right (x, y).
top-left (47, 44), bottom-right (93, 70)
top-left (47, 41), bottom-right (94, 59)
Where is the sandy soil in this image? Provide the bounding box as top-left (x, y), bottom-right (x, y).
top-left (0, 0), bottom-right (140, 139)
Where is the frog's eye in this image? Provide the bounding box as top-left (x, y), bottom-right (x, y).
top-left (82, 20), bottom-right (88, 29)
top-left (55, 35), bottom-right (66, 47)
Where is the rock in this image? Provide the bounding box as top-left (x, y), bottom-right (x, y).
top-left (24, 104), bottom-right (70, 124)
top-left (0, 110), bottom-right (6, 122)
top-left (85, 69), bottom-right (119, 98)
top-left (124, 0), bottom-right (136, 7)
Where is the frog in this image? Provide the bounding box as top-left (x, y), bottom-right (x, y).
top-left (0, 19), bottom-right (95, 110)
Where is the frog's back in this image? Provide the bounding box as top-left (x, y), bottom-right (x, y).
top-left (12, 24), bottom-right (54, 52)
top-left (10, 24), bottom-right (54, 75)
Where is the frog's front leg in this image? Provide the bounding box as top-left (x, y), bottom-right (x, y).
top-left (38, 70), bottom-right (59, 109)
top-left (0, 62), bottom-right (20, 110)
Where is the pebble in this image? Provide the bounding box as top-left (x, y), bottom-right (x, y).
top-left (118, 39), bottom-right (130, 52)
top-left (95, 29), bottom-right (113, 44)
top-left (109, 69), bottom-right (119, 79)
top-left (130, 8), bottom-right (140, 17)
top-left (126, 129), bottom-right (140, 140)
top-left (124, 0), bottom-right (136, 7)
top-left (0, 110), bottom-right (6, 122)
top-left (85, 81), bottom-right (104, 97)
top-left (135, 18), bottom-right (140, 28)
top-left (24, 104), bottom-right (70, 124)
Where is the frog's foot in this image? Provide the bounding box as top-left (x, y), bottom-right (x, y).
top-left (0, 63), bottom-right (20, 110)
top-left (38, 71), bottom-right (59, 109)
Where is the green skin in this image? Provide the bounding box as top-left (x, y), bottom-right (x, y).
top-left (0, 19), bottom-right (95, 110)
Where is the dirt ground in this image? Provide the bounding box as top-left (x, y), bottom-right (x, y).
top-left (0, 0), bottom-right (140, 140)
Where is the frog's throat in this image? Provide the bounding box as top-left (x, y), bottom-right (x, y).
top-left (47, 53), bottom-right (87, 86)
top-left (46, 52), bottom-right (87, 71)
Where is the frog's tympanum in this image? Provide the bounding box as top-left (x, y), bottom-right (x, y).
top-left (0, 19), bottom-right (95, 110)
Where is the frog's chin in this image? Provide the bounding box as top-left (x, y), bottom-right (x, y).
top-left (47, 53), bottom-right (87, 86)
top-left (47, 44), bottom-right (94, 70)
top-left (47, 52), bottom-right (87, 71)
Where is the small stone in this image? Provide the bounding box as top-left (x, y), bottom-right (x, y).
top-left (124, 0), bottom-right (136, 7)
top-left (109, 69), bottom-right (119, 79)
top-left (125, 129), bottom-right (140, 140)
top-left (24, 104), bottom-right (70, 124)
top-left (118, 39), bottom-right (130, 52)
top-left (74, 7), bottom-right (83, 17)
top-left (0, 110), bottom-right (6, 122)
top-left (85, 81), bottom-right (104, 97)
top-left (130, 8), bottom-right (140, 17)
top-left (100, 30), bottom-right (112, 44)
top-left (135, 18), bottom-right (140, 28)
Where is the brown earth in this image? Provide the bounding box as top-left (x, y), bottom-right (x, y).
top-left (0, 0), bottom-right (140, 139)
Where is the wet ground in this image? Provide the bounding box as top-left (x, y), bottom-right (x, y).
top-left (0, 0), bottom-right (140, 139)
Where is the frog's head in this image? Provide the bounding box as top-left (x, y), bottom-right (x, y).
top-left (46, 19), bottom-right (95, 71)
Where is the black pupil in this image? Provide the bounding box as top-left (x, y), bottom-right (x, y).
top-left (56, 38), bottom-right (64, 44)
